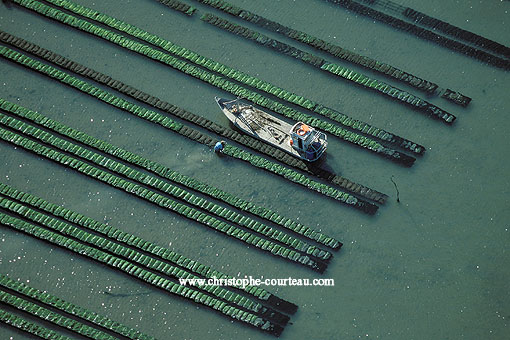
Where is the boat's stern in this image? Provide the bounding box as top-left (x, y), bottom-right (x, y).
top-left (289, 122), bottom-right (327, 162)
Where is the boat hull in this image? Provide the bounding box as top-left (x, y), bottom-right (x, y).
top-left (216, 97), bottom-right (318, 161)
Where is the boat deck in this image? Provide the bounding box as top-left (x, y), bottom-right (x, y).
top-left (217, 98), bottom-right (303, 158)
top-left (215, 97), bottom-right (327, 162)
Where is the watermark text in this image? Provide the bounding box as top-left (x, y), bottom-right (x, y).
top-left (179, 276), bottom-right (334, 289)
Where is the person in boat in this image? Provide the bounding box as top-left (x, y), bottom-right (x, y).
top-left (214, 140), bottom-right (226, 153)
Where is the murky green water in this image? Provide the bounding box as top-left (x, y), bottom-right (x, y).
top-left (0, 0), bottom-right (509, 339)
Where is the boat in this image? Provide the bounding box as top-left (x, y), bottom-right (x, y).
top-left (215, 97), bottom-right (327, 162)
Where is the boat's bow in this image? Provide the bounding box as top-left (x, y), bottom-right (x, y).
top-left (215, 97), bottom-right (230, 110)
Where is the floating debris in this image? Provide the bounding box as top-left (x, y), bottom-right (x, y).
top-left (390, 175), bottom-right (400, 203)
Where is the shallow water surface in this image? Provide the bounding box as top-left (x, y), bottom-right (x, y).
top-left (0, 0), bottom-right (509, 339)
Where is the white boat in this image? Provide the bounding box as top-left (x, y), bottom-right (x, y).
top-left (215, 97), bottom-right (327, 162)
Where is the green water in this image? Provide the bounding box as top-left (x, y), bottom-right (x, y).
top-left (0, 0), bottom-right (509, 339)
